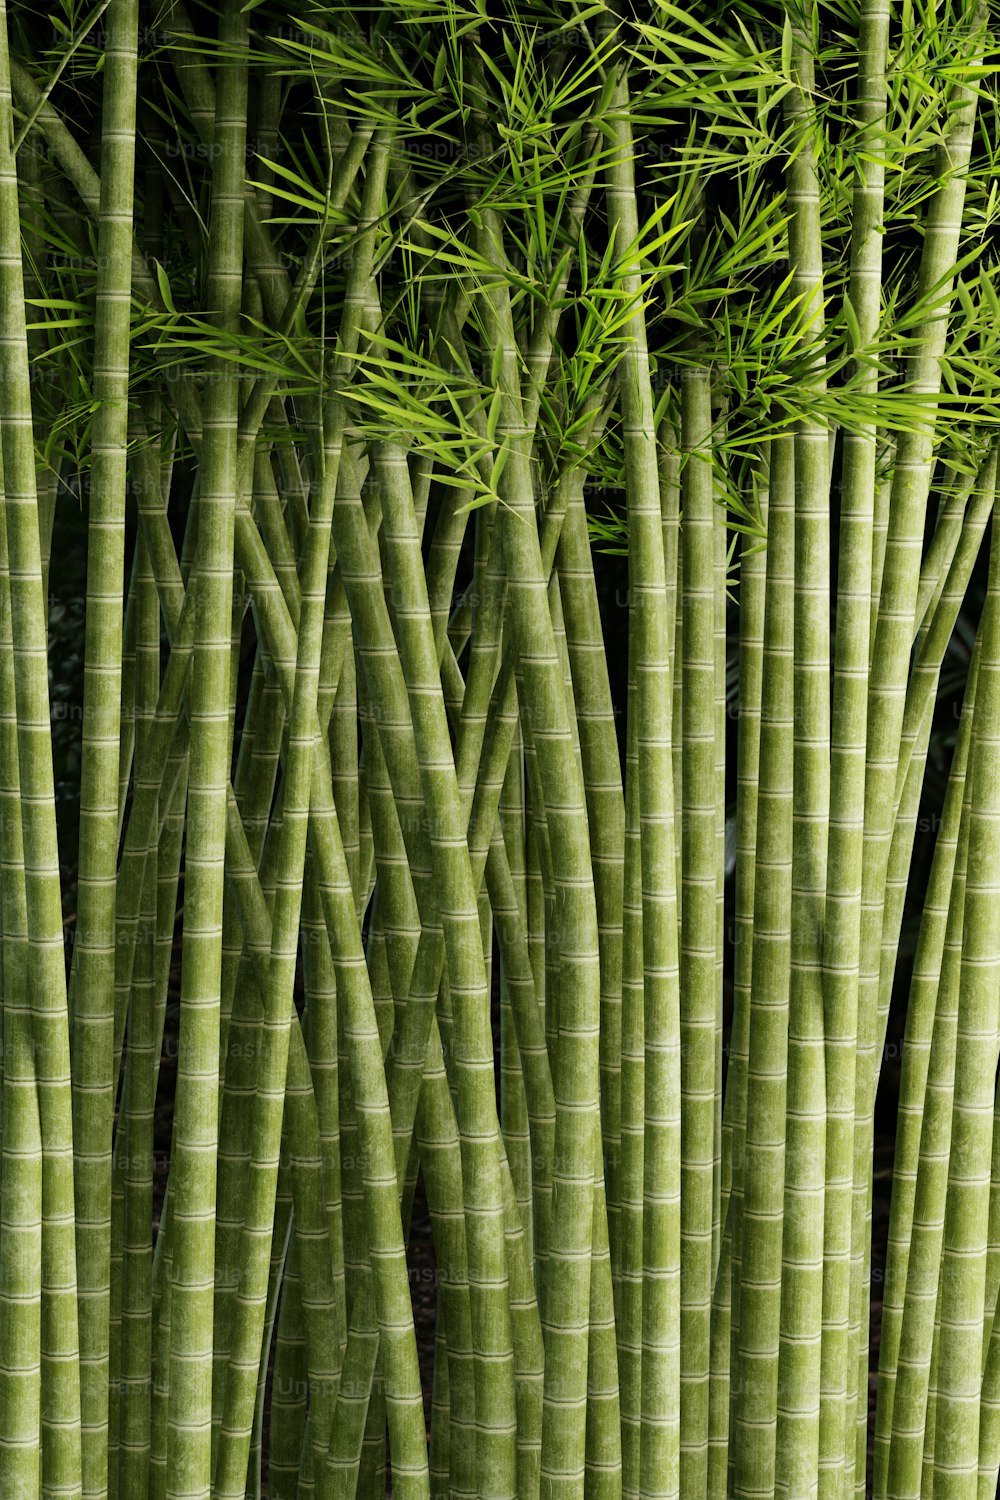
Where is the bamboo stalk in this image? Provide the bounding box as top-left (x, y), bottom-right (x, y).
top-left (166, 3), bottom-right (248, 1491)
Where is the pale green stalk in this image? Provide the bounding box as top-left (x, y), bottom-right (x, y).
top-left (166, 4), bottom-right (248, 1491)
top-left (0, 10), bottom-right (83, 1491)
top-left (931, 494), bottom-right (1000, 1500)
top-left (679, 363), bottom-right (717, 1500)
top-left (618, 673), bottom-right (643, 1500)
top-left (471, 185), bottom-right (603, 1500)
top-left (213, 127), bottom-right (387, 1498)
top-left (713, 476), bottom-right (726, 1279)
top-left (375, 435), bottom-right (518, 1500)
top-left (779, 29), bottom-right (830, 1494)
top-left (827, 0), bottom-right (887, 1482)
top-left (499, 736), bottom-right (534, 1262)
top-left (875, 644), bottom-right (978, 1499)
top-left (719, 486), bottom-right (767, 1500)
top-left (72, 2), bottom-right (140, 1464)
top-left (266, 1199), bottom-right (303, 1500)
top-left (734, 435), bottom-right (794, 1500)
top-left (0, 479), bottom-right (42, 1500)
top-left (851, 21), bottom-right (986, 1474)
top-left (414, 1030), bottom-right (478, 1500)
top-left (607, 67), bottom-right (681, 1500)
top-left (116, 538), bottom-right (162, 1500)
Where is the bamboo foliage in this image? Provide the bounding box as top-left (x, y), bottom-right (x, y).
top-left (0, 2), bottom-right (1000, 1499)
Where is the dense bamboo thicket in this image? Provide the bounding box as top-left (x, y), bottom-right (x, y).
top-left (2, 0), bottom-right (1000, 1497)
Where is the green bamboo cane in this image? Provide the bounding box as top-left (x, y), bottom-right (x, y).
top-left (313, 585), bottom-right (458, 1488)
top-left (117, 562), bottom-right (138, 837)
top-left (713, 470), bottom-right (726, 1280)
top-left (442, 544), bottom-right (596, 1317)
top-left (884, 454), bottom-right (996, 974)
top-left (619, 653), bottom-right (643, 1500)
top-left (307, 759), bottom-right (430, 1499)
top-left (302, 857), bottom-right (347, 1361)
top-left (931, 494), bottom-right (1000, 1500)
top-left (586, 1128), bottom-right (622, 1500)
top-left (212, 733), bottom-right (284, 1453)
top-left (332, 276), bottom-right (575, 1500)
top-left (549, 572), bottom-right (582, 777)
top-left (486, 826), bottom-right (555, 1269)
top-left (322, 1038), bottom-right (464, 1500)
top-left (431, 420), bottom-right (611, 1230)
top-left (0, 9), bottom-right (83, 1491)
top-left (885, 751), bottom-right (976, 1500)
top-left (869, 449), bottom-right (894, 662)
top-left (215, 752), bottom-right (280, 1035)
top-left (868, 462), bottom-right (997, 1084)
top-left (915, 459), bottom-right (981, 639)
top-left (426, 484), bottom-right (473, 660)
top-left (976, 1089), bottom-right (1000, 1495)
top-left (209, 726), bottom-right (420, 1500)
top-left (266, 1193), bottom-right (303, 1499)
top-left (166, 2), bottom-right (248, 1491)
top-left (150, 1189), bottom-right (172, 1500)
top-left (221, 648), bottom-right (286, 1021)
top-left (430, 1302), bottom-right (451, 1500)
top-left (500, 735), bottom-right (534, 1263)
top-left (213, 793), bottom-right (287, 1483)
top-left (679, 362), bottom-right (717, 1500)
top-left (820, 0), bottom-right (888, 1472)
top-left (516, 679), bottom-right (557, 1084)
top-left (526, 783), bottom-right (547, 1067)
top-left (330, 642), bottom-right (362, 911)
top-left (779, 27), bottom-right (830, 1493)
top-left (875, 643), bottom-right (978, 1499)
top-left (212, 507), bottom-right (428, 1497)
top-left (982, 1072), bottom-right (1000, 1364)
top-left (501, 1144), bottom-right (546, 1500)
top-left (606, 67), bottom-right (681, 1500)
top-left (454, 501), bottom-right (506, 799)
top-left (284, 1022), bottom-right (343, 1489)
top-left (851, 18), bottom-right (986, 1475)
top-left (140, 742), bottom-right (187, 1484)
top-left (414, 1031), bottom-right (479, 1500)
top-left (109, 607), bottom-right (193, 1066)
top-left (336, 865), bottom-right (365, 1331)
top-left (659, 430), bottom-right (680, 962)
top-left (110, 532), bottom-right (165, 1499)
top-left (473, 208), bottom-right (603, 1500)
top-left (115, 536), bottom-right (163, 1500)
top-left (849, 467), bottom-right (996, 1493)
top-left (673, 536), bottom-right (684, 922)
top-left (362, 699), bottom-right (420, 1046)
top-left (881, 576), bottom-right (1000, 1500)
top-left (206, 591), bottom-right (340, 1398)
top-left (557, 469), bottom-right (625, 1287)
top-left (0, 480), bottom-right (42, 1500)
top-left (719, 477), bottom-right (767, 1500)
top-left (325, 1295), bottom-right (381, 1500)
top-left (374, 436), bottom-right (518, 1500)
top-left (733, 434), bottom-right (794, 1500)
top-left (147, 747), bottom-right (190, 1500)
top-left (210, 130), bottom-right (390, 1478)
top-left (921, 1307), bottom-right (943, 1495)
top-left (117, 820), bottom-right (158, 1500)
top-left (207, 782), bottom-right (343, 1497)
top-left (251, 454), bottom-right (300, 633)
top-left (248, 1183), bottom-right (292, 1500)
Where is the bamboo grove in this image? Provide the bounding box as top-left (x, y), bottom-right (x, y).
top-left (3, 0), bottom-right (1000, 1497)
